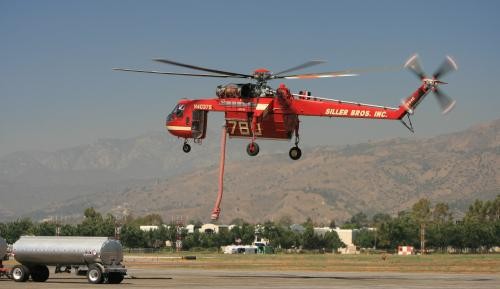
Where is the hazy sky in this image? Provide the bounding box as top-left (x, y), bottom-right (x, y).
top-left (1, 1), bottom-right (499, 157)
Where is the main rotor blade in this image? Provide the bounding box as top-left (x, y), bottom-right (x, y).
top-left (281, 72), bottom-right (358, 79)
top-left (112, 68), bottom-right (235, 78)
top-left (274, 60), bottom-right (326, 77)
top-left (404, 54), bottom-right (426, 80)
top-left (154, 59), bottom-right (252, 78)
top-left (433, 55), bottom-right (458, 79)
top-left (434, 88), bottom-right (456, 114)
top-left (279, 66), bottom-right (400, 80)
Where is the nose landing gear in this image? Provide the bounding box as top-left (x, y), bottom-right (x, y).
top-left (182, 141), bottom-right (191, 153)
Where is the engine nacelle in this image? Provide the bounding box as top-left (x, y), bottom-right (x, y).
top-left (216, 83), bottom-right (258, 99)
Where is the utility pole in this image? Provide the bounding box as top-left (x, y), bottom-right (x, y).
top-left (115, 220), bottom-right (121, 240)
top-left (55, 216), bottom-right (61, 236)
top-left (175, 216), bottom-right (184, 252)
top-left (420, 223), bottom-right (425, 254)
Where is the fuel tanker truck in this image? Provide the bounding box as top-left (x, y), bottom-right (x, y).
top-left (11, 236), bottom-right (127, 284)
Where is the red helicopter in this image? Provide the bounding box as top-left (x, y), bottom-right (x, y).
top-left (113, 54), bottom-right (457, 220)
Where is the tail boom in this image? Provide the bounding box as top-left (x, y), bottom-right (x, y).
top-left (397, 83), bottom-right (432, 119)
top-left (290, 83), bottom-right (432, 121)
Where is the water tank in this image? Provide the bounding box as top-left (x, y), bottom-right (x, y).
top-left (13, 236), bottom-right (123, 266)
top-left (0, 236), bottom-right (7, 258)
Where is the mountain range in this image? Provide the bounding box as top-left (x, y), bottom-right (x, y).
top-left (1, 119), bottom-right (498, 224)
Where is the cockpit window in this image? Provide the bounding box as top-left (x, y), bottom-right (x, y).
top-left (176, 104), bottom-right (185, 117)
top-left (167, 104), bottom-right (185, 121)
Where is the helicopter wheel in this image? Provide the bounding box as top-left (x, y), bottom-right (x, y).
top-left (182, 143), bottom-right (191, 153)
top-left (289, 146), bottom-right (302, 160)
top-left (246, 142), bottom-right (259, 156)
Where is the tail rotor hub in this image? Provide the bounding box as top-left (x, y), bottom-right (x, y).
top-left (423, 79), bottom-right (448, 90)
top-left (405, 54), bottom-right (458, 114)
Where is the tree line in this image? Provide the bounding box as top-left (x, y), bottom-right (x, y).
top-left (350, 196), bottom-right (500, 253)
top-left (1, 196), bottom-right (499, 252)
top-left (0, 208), bottom-right (345, 251)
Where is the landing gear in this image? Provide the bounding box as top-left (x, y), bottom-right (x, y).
top-left (182, 142), bottom-right (191, 153)
top-left (289, 126), bottom-right (301, 160)
top-left (289, 146), bottom-right (302, 160)
top-left (247, 116), bottom-right (260, 157)
top-left (246, 142), bottom-right (259, 156)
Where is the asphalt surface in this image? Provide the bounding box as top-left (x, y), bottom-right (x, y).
top-left (0, 267), bottom-right (498, 289)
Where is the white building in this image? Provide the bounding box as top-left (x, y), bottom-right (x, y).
top-left (334, 228), bottom-right (359, 246)
top-left (313, 227), bottom-right (361, 254)
top-left (313, 227), bottom-right (359, 246)
top-left (139, 225), bottom-right (159, 232)
top-left (199, 223), bottom-right (229, 234)
top-left (185, 224), bottom-right (195, 234)
top-left (139, 224), bottom-right (169, 232)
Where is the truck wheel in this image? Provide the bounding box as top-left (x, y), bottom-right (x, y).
top-left (30, 265), bottom-right (49, 282)
top-left (107, 272), bottom-right (125, 284)
top-left (11, 265), bottom-right (29, 282)
top-left (87, 265), bottom-right (103, 284)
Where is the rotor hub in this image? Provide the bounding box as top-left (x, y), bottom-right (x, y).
top-left (253, 68), bottom-right (272, 84)
top-left (423, 78), bottom-right (448, 90)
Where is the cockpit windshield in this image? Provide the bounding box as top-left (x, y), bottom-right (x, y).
top-left (167, 104), bottom-right (185, 121)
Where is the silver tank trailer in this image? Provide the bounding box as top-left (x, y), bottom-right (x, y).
top-left (11, 236), bottom-right (126, 284)
top-left (13, 236), bottom-right (122, 265)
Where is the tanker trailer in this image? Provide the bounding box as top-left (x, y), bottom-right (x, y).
top-left (12, 236), bottom-right (126, 284)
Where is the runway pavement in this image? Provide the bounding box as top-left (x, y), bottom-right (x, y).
top-left (0, 267), bottom-right (498, 289)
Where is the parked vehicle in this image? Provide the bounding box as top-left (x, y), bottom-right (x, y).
top-left (11, 236), bottom-right (126, 284)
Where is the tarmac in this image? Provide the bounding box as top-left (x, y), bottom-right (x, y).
top-left (0, 267), bottom-right (498, 289)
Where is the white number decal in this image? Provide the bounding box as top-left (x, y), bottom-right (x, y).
top-left (226, 121), bottom-right (262, 136)
top-left (228, 120), bottom-right (237, 134)
top-left (239, 121), bottom-right (250, 135)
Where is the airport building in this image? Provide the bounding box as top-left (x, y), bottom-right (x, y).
top-left (314, 227), bottom-right (360, 254)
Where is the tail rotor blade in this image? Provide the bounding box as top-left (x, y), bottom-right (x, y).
top-left (433, 55), bottom-right (458, 79)
top-left (434, 88), bottom-right (456, 114)
top-left (404, 54), bottom-right (426, 80)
